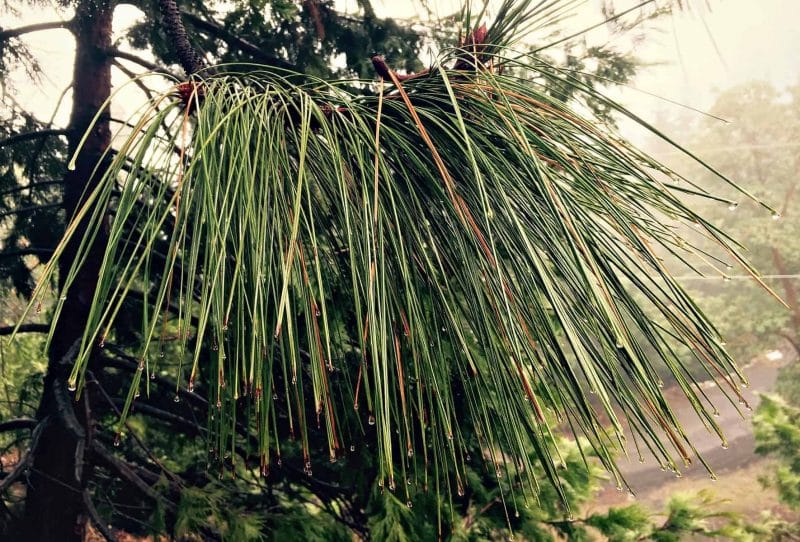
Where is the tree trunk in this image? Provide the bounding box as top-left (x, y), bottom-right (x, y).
top-left (22, 1), bottom-right (112, 540)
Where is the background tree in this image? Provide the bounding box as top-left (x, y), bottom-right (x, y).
top-left (646, 82), bottom-right (800, 364)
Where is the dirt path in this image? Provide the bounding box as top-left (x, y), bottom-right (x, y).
top-left (601, 346), bottom-right (795, 500)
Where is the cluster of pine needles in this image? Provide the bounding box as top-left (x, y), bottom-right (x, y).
top-left (15, 0), bottom-right (780, 512)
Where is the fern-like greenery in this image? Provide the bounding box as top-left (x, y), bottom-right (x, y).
top-left (16, 0), bottom-right (777, 513)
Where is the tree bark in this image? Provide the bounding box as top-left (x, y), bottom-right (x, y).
top-left (21, 1), bottom-right (112, 540)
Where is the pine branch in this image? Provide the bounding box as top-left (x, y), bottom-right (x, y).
top-left (0, 202), bottom-right (62, 220)
top-left (91, 440), bottom-right (172, 508)
top-left (0, 419), bottom-right (45, 494)
top-left (0, 324), bottom-right (50, 337)
top-left (82, 489), bottom-right (115, 542)
top-left (182, 12), bottom-right (295, 70)
top-left (0, 248), bottom-right (54, 259)
top-left (0, 20), bottom-right (73, 41)
top-left (0, 129), bottom-right (70, 148)
top-left (0, 418), bottom-right (37, 432)
top-left (0, 180), bottom-right (62, 199)
top-left (107, 48), bottom-right (173, 75)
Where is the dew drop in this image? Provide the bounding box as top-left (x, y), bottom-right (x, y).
top-left (173, 395), bottom-right (180, 403)
top-left (60, 295), bottom-right (67, 301)
top-left (134, 389), bottom-right (140, 398)
top-left (710, 473), bottom-right (718, 481)
top-left (615, 483), bottom-right (623, 491)
top-left (407, 449), bottom-right (414, 458)
top-left (150, 371), bottom-right (156, 380)
top-left (188, 383), bottom-right (194, 393)
top-left (113, 435), bottom-right (121, 447)
top-left (772, 212), bottom-right (782, 221)
top-left (728, 202), bottom-right (739, 211)
top-left (272, 393), bottom-right (278, 401)
top-left (721, 441), bottom-right (729, 449)
top-left (67, 382), bottom-right (77, 392)
top-left (722, 275), bottom-right (732, 282)
top-left (137, 359), bottom-right (145, 371)
top-left (406, 500), bottom-right (413, 509)
top-left (350, 445), bottom-right (356, 452)
top-left (368, 414), bottom-right (376, 426)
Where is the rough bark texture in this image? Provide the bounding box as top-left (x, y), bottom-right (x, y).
top-left (22, 1), bottom-right (112, 540)
top-left (159, 0), bottom-right (205, 75)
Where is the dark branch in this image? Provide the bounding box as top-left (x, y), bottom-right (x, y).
top-left (0, 180), bottom-right (62, 199)
top-left (91, 441), bottom-right (172, 508)
top-left (0, 20), bottom-right (72, 41)
top-left (0, 129), bottom-right (70, 148)
top-left (0, 419), bottom-right (45, 494)
top-left (82, 489), bottom-right (116, 542)
top-left (0, 202), bottom-right (62, 220)
top-left (0, 324), bottom-right (49, 337)
top-left (158, 0), bottom-right (205, 75)
top-left (0, 418), bottom-right (37, 433)
top-left (107, 48), bottom-right (173, 75)
top-left (182, 12), bottom-right (295, 70)
top-left (0, 248), bottom-right (55, 259)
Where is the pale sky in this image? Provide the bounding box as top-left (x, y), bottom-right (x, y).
top-left (4, 0), bottom-right (800, 137)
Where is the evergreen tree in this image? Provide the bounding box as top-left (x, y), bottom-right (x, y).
top-left (0, 1), bottom-right (773, 540)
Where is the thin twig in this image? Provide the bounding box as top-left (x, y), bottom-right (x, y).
top-left (82, 489), bottom-right (116, 542)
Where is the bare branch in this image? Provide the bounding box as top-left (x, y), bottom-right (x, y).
top-left (82, 489), bottom-right (116, 542)
top-left (107, 48), bottom-right (174, 76)
top-left (0, 202), bottom-right (62, 220)
top-left (0, 129), bottom-right (70, 148)
top-left (91, 441), bottom-right (173, 509)
top-left (0, 419), bottom-right (45, 494)
top-left (0, 418), bottom-right (37, 432)
top-left (0, 20), bottom-right (73, 41)
top-left (0, 248), bottom-right (55, 259)
top-left (0, 180), bottom-right (62, 199)
top-left (0, 324), bottom-right (50, 337)
top-left (182, 12), bottom-right (295, 70)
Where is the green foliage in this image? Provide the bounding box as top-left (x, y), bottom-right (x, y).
top-left (649, 82), bottom-right (800, 365)
top-left (585, 504), bottom-right (652, 541)
top-left (22, 1), bottom-right (775, 516)
top-left (175, 486), bottom-right (266, 541)
top-left (754, 393), bottom-right (800, 509)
